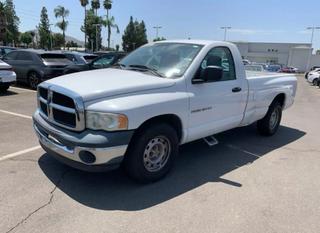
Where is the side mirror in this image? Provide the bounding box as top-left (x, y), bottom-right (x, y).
top-left (192, 66), bottom-right (223, 84)
top-left (203, 66), bottom-right (223, 82)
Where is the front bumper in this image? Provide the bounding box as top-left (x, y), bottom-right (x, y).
top-left (33, 110), bottom-right (134, 172)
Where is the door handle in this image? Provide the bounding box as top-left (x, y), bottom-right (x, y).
top-left (232, 87), bottom-right (242, 93)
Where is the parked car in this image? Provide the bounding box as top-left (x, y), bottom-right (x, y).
top-left (2, 50), bottom-right (73, 89)
top-left (33, 40), bottom-right (297, 183)
top-left (0, 46), bottom-right (18, 59)
top-left (280, 66), bottom-right (299, 73)
top-left (0, 60), bottom-right (16, 93)
top-left (266, 64), bottom-right (282, 72)
top-left (63, 52), bottom-right (127, 75)
top-left (242, 59), bottom-right (251, 65)
top-left (305, 66), bottom-right (320, 79)
top-left (307, 70), bottom-right (320, 85)
top-left (62, 51), bottom-right (98, 64)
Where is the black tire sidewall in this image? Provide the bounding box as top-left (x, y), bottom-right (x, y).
top-left (124, 124), bottom-right (179, 183)
top-left (257, 102), bottom-right (282, 136)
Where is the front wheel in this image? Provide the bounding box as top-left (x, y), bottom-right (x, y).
top-left (313, 79), bottom-right (318, 86)
top-left (124, 124), bottom-right (179, 183)
top-left (28, 72), bottom-right (41, 90)
top-left (257, 102), bottom-right (282, 136)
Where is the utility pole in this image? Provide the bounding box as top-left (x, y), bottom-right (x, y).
top-left (220, 26), bottom-right (231, 41)
top-left (153, 26), bottom-right (162, 39)
top-left (93, 23), bottom-right (100, 52)
top-left (306, 26), bottom-right (320, 70)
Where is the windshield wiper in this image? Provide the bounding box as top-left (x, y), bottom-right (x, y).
top-left (112, 63), bottom-right (126, 69)
top-left (128, 64), bottom-right (164, 77)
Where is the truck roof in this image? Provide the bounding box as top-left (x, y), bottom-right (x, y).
top-left (154, 39), bottom-right (234, 47)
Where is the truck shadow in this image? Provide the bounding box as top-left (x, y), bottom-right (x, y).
top-left (38, 125), bottom-right (305, 211)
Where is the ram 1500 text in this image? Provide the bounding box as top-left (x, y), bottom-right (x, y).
top-left (33, 40), bottom-right (297, 182)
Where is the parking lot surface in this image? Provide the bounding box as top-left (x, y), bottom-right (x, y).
top-left (0, 76), bottom-right (319, 233)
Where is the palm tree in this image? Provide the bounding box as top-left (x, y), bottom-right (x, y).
top-left (103, 0), bottom-right (113, 49)
top-left (54, 6), bottom-right (69, 49)
top-left (91, 0), bottom-right (100, 16)
top-left (80, 0), bottom-right (89, 50)
top-left (102, 16), bottom-right (119, 49)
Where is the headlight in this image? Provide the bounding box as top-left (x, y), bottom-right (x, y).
top-left (86, 111), bottom-right (128, 131)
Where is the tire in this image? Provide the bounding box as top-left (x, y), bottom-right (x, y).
top-left (313, 79), bottom-right (318, 86)
top-left (124, 124), bottom-right (179, 183)
top-left (28, 72), bottom-right (41, 90)
top-left (257, 101), bottom-right (282, 136)
top-left (0, 84), bottom-right (9, 93)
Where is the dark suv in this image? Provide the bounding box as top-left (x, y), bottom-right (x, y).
top-left (2, 50), bottom-right (72, 89)
top-left (63, 52), bottom-right (126, 75)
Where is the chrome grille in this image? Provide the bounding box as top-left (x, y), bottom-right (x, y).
top-left (37, 84), bottom-right (85, 131)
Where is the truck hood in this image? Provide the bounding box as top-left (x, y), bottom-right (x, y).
top-left (45, 68), bottom-right (176, 102)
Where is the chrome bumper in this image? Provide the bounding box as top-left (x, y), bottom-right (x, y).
top-left (34, 123), bottom-right (128, 167)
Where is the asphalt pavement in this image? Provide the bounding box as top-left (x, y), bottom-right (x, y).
top-left (0, 77), bottom-right (319, 233)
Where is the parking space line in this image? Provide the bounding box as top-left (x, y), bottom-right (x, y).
top-left (10, 87), bottom-right (37, 93)
top-left (0, 109), bottom-right (32, 119)
top-left (0, 146), bottom-right (41, 162)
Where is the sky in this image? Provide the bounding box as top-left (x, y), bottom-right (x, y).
top-left (9, 0), bottom-right (320, 50)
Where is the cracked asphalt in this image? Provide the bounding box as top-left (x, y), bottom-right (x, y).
top-left (0, 76), bottom-right (320, 233)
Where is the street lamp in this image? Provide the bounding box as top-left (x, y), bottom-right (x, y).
top-left (153, 26), bottom-right (162, 39)
top-left (220, 26), bottom-right (231, 41)
top-left (306, 26), bottom-right (320, 70)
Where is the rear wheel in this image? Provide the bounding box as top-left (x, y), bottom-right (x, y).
top-left (257, 101), bottom-right (282, 136)
top-left (0, 84), bottom-right (9, 93)
top-left (124, 124), bottom-right (179, 183)
top-left (28, 72), bottom-right (41, 90)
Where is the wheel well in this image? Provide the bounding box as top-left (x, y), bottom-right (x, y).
top-left (273, 93), bottom-right (285, 108)
top-left (27, 70), bottom-right (41, 79)
top-left (133, 114), bottom-right (183, 142)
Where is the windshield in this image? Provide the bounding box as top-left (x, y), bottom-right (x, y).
top-left (120, 43), bottom-right (203, 78)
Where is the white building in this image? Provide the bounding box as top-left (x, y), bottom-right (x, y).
top-left (232, 41), bottom-right (320, 72)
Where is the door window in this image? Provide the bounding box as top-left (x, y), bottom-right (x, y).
top-left (3, 51), bottom-right (18, 60)
top-left (16, 52), bottom-right (33, 61)
top-left (197, 47), bottom-right (236, 81)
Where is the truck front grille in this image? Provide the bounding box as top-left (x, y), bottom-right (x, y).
top-left (37, 85), bottom-right (85, 131)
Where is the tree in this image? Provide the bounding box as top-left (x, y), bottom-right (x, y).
top-left (91, 0), bottom-right (100, 15)
top-left (20, 32), bottom-right (32, 47)
top-left (153, 37), bottom-right (166, 42)
top-left (103, 0), bottom-right (113, 48)
top-left (115, 44), bottom-right (119, 51)
top-left (3, 0), bottom-right (20, 46)
top-left (52, 33), bottom-right (64, 49)
top-left (122, 16), bottom-right (148, 52)
top-left (38, 7), bottom-right (51, 49)
top-left (54, 5), bottom-right (69, 50)
top-left (81, 9), bottom-right (102, 51)
top-left (102, 16), bottom-right (119, 49)
top-left (79, 0), bottom-right (89, 50)
top-left (66, 40), bottom-right (79, 49)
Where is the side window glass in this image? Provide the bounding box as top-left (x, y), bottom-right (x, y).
top-left (198, 47), bottom-right (236, 81)
top-left (16, 52), bottom-right (33, 61)
top-left (3, 51), bottom-right (17, 60)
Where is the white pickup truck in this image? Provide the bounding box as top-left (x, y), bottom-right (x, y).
top-left (33, 40), bottom-right (297, 182)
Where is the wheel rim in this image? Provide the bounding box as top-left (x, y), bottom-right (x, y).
top-left (29, 73), bottom-right (39, 89)
top-left (269, 108), bottom-right (279, 130)
top-left (143, 136), bottom-right (171, 172)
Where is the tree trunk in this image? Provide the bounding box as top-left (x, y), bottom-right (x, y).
top-left (84, 6), bottom-right (87, 51)
top-left (106, 9), bottom-right (110, 49)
